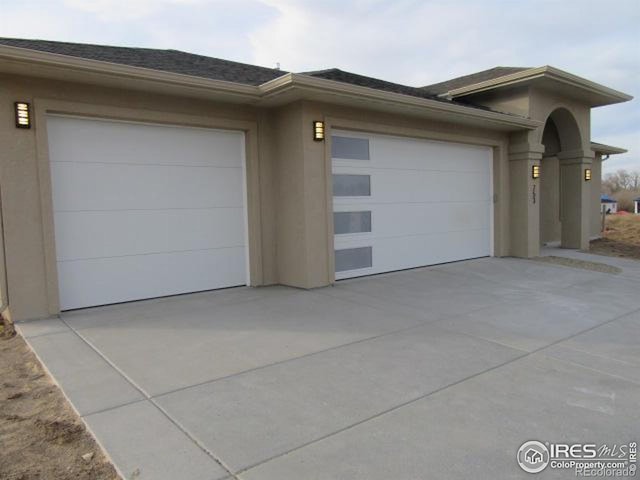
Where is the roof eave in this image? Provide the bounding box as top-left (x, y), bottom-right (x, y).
top-left (445, 66), bottom-right (633, 107)
top-left (260, 73), bottom-right (541, 131)
top-left (591, 142), bottom-right (628, 156)
top-left (0, 44), bottom-right (541, 131)
top-left (0, 44), bottom-right (263, 101)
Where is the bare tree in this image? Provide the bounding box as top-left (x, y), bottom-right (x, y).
top-left (632, 170), bottom-right (640, 190)
top-left (602, 169), bottom-right (640, 211)
top-left (602, 169), bottom-right (640, 193)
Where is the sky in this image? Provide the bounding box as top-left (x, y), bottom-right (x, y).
top-left (1, 0), bottom-right (638, 174)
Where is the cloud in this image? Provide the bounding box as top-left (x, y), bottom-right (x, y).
top-left (62, 0), bottom-right (209, 21)
top-left (249, 0), bottom-right (639, 85)
top-left (597, 130), bottom-right (640, 174)
top-left (0, 0), bottom-right (638, 170)
top-left (0, 0), bottom-right (275, 63)
top-left (250, 0), bottom-right (639, 173)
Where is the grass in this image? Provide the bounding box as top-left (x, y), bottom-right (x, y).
top-left (589, 214), bottom-right (640, 260)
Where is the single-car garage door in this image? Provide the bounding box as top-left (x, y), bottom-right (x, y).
top-left (47, 115), bottom-right (248, 310)
top-left (332, 130), bottom-right (492, 280)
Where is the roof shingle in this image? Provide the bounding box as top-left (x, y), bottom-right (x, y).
top-left (422, 67), bottom-right (530, 95)
top-left (0, 37), bottom-right (287, 86)
top-left (0, 38), bottom-right (518, 114)
top-left (303, 68), bottom-right (447, 102)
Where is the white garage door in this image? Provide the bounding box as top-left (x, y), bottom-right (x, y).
top-left (47, 115), bottom-right (248, 310)
top-left (332, 130), bottom-right (492, 280)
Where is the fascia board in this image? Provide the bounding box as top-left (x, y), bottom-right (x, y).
top-left (447, 66), bottom-right (632, 105)
top-left (591, 142), bottom-right (628, 155)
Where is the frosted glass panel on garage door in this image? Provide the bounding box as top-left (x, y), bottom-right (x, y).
top-left (47, 115), bottom-right (248, 310)
top-left (332, 130), bottom-right (492, 280)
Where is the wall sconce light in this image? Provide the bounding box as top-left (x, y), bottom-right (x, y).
top-left (584, 168), bottom-right (592, 181)
top-left (313, 120), bottom-right (325, 141)
top-left (15, 102), bottom-right (31, 129)
top-left (532, 164), bottom-right (540, 179)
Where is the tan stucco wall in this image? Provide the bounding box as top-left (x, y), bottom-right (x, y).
top-left (459, 86), bottom-right (531, 118)
top-left (590, 155), bottom-right (603, 238)
top-left (528, 88), bottom-right (591, 151)
top-left (507, 132), bottom-right (542, 258)
top-left (0, 191), bottom-right (7, 318)
top-left (540, 155), bottom-right (561, 244)
top-left (272, 102), bottom-right (308, 287)
top-left (0, 73), bottom-right (277, 320)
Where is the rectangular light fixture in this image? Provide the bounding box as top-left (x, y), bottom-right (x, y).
top-left (584, 168), bottom-right (592, 181)
top-left (15, 102), bottom-right (31, 129)
top-left (532, 164), bottom-right (540, 179)
top-left (313, 120), bottom-right (325, 141)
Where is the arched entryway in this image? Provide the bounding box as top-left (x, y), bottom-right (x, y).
top-left (539, 107), bottom-right (591, 249)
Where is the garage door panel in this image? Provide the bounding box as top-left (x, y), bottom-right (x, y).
top-left (333, 203), bottom-right (488, 237)
top-left (334, 226), bottom-right (490, 252)
top-left (51, 162), bottom-right (244, 211)
top-left (57, 247), bottom-right (247, 310)
top-left (371, 136), bottom-right (491, 172)
top-left (369, 230), bottom-right (489, 274)
top-left (335, 230), bottom-right (489, 280)
top-left (332, 167), bottom-right (490, 204)
top-left (54, 209), bottom-right (245, 261)
top-left (376, 203), bottom-right (490, 237)
top-left (370, 170), bottom-right (490, 203)
top-left (47, 116), bottom-right (244, 168)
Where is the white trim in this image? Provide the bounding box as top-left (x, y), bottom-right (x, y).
top-left (240, 133), bottom-right (251, 286)
top-left (489, 151), bottom-right (495, 257)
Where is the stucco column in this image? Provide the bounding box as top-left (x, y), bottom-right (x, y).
top-left (558, 150), bottom-right (593, 249)
top-left (508, 142), bottom-right (544, 258)
top-left (590, 154), bottom-right (603, 239)
top-left (273, 102), bottom-right (332, 289)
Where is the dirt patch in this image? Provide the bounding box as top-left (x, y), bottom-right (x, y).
top-left (589, 237), bottom-right (640, 260)
top-left (0, 316), bottom-right (119, 480)
top-left (533, 255), bottom-right (622, 274)
top-left (589, 214), bottom-right (640, 260)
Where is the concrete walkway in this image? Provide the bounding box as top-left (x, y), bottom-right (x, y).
top-left (18, 255), bottom-right (640, 479)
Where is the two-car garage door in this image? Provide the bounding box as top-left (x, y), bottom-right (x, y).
top-left (332, 130), bottom-right (493, 279)
top-left (47, 115), bottom-right (248, 310)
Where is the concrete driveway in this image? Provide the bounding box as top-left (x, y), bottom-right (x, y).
top-left (18, 252), bottom-right (640, 479)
